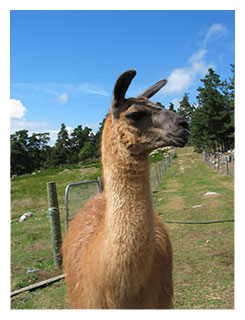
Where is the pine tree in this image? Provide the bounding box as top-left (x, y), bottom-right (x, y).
top-left (190, 107), bottom-right (209, 152)
top-left (178, 93), bottom-right (194, 123)
top-left (29, 133), bottom-right (50, 170)
top-left (11, 130), bottom-right (50, 176)
top-left (50, 123), bottom-right (71, 166)
top-left (70, 125), bottom-right (86, 163)
top-left (11, 130), bottom-right (32, 176)
top-left (191, 67), bottom-right (235, 152)
top-left (220, 64), bottom-right (235, 149)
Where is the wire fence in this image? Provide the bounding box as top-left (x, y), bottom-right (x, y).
top-left (150, 149), bottom-right (176, 189)
top-left (203, 150), bottom-right (235, 177)
top-left (64, 178), bottom-right (102, 233)
top-left (64, 149), bottom-right (176, 232)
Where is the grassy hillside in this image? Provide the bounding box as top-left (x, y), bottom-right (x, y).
top-left (11, 164), bottom-right (101, 307)
top-left (11, 147), bottom-right (234, 309)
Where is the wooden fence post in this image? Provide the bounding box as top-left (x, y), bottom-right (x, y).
top-left (152, 167), bottom-right (156, 189)
top-left (47, 181), bottom-right (63, 269)
top-left (162, 159), bottom-right (165, 174)
top-left (159, 163), bottom-right (163, 180)
top-left (155, 165), bottom-right (160, 185)
top-left (97, 176), bottom-right (103, 192)
top-left (226, 158), bottom-right (229, 176)
top-left (164, 158), bottom-right (167, 172)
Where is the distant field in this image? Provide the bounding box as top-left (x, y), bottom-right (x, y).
top-left (11, 147), bottom-right (234, 309)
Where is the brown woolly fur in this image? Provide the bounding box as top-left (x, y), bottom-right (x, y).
top-left (63, 190), bottom-right (173, 309)
top-left (62, 70), bottom-right (189, 309)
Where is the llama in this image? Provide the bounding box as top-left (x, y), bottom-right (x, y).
top-left (62, 70), bottom-right (189, 309)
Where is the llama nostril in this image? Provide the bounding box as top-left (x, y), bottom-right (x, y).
top-left (178, 119), bottom-right (189, 130)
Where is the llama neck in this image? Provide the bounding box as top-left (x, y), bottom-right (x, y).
top-left (103, 155), bottom-right (153, 226)
top-left (101, 128), bottom-right (155, 253)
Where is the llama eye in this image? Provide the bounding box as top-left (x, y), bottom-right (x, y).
top-left (126, 112), bottom-right (148, 121)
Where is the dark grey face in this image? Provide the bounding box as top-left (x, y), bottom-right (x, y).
top-left (111, 69), bottom-right (190, 155)
top-left (123, 97), bottom-right (190, 149)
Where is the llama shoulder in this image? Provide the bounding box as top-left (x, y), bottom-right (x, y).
top-left (63, 193), bottom-right (106, 255)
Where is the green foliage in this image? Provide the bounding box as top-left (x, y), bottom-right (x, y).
top-left (190, 66), bottom-right (234, 153)
top-left (173, 152), bottom-right (177, 159)
top-left (178, 93), bottom-right (195, 123)
top-left (78, 141), bottom-right (95, 162)
top-left (48, 123), bottom-right (74, 167)
top-left (150, 149), bottom-right (169, 163)
top-left (11, 116), bottom-right (107, 177)
top-left (11, 130), bottom-right (51, 176)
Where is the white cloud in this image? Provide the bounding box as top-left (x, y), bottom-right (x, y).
top-left (188, 48), bottom-right (207, 64)
top-left (57, 92), bottom-right (69, 104)
top-left (163, 48), bottom-right (214, 95)
top-left (78, 83), bottom-right (110, 96)
top-left (203, 23), bottom-right (228, 46)
top-left (9, 98), bottom-right (74, 146)
top-left (164, 68), bottom-right (193, 94)
top-left (160, 23), bottom-right (228, 96)
top-left (10, 99), bottom-right (27, 119)
top-left (86, 89), bottom-right (110, 96)
top-left (10, 118), bottom-right (50, 133)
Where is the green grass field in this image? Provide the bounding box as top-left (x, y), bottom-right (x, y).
top-left (11, 147), bottom-right (234, 309)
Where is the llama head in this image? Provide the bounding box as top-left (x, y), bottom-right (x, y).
top-left (110, 69), bottom-right (190, 156)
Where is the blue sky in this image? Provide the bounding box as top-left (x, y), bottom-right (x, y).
top-left (10, 10), bottom-right (235, 145)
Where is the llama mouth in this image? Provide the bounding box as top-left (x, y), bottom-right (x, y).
top-left (169, 130), bottom-right (190, 147)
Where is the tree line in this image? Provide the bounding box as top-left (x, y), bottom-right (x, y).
top-left (11, 121), bottom-right (105, 176)
top-left (11, 65), bottom-right (234, 176)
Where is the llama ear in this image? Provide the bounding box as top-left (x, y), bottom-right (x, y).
top-left (111, 69), bottom-right (136, 118)
top-left (138, 79), bottom-right (167, 99)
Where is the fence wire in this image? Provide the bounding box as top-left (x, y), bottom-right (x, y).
top-left (203, 151), bottom-right (234, 176)
top-left (65, 179), bottom-right (102, 233)
top-left (151, 149), bottom-right (176, 190)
